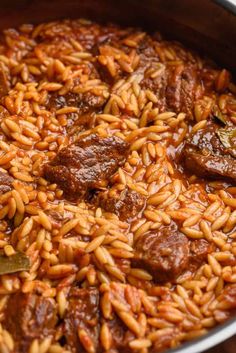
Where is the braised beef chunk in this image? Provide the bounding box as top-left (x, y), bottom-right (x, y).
top-left (0, 170), bottom-right (13, 194)
top-left (215, 284), bottom-right (236, 323)
top-left (137, 35), bottom-right (160, 63)
top-left (95, 188), bottom-right (145, 220)
top-left (64, 287), bottom-right (99, 353)
top-left (141, 64), bottom-right (202, 115)
top-left (68, 112), bottom-right (97, 132)
top-left (3, 293), bottom-right (57, 353)
top-left (166, 65), bottom-right (201, 115)
top-left (219, 284), bottom-right (236, 310)
top-left (47, 61), bottom-right (108, 118)
top-left (132, 225), bottom-right (190, 282)
top-left (96, 43), bottom-right (129, 84)
top-left (47, 92), bottom-right (106, 130)
top-left (182, 121), bottom-right (236, 180)
top-left (96, 34), bottom-right (157, 84)
top-left (44, 134), bottom-right (129, 199)
top-left (149, 329), bottom-right (179, 353)
top-left (104, 315), bottom-right (134, 353)
top-left (48, 91), bottom-right (107, 116)
top-left (190, 239), bottom-right (214, 268)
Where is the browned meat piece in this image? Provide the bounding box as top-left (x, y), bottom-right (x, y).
top-left (44, 133), bottom-right (129, 199)
top-left (3, 292), bottom-right (57, 353)
top-left (48, 91), bottom-right (107, 116)
top-left (96, 46), bottom-right (126, 84)
top-left (219, 284), bottom-right (236, 310)
top-left (68, 112), bottom-right (97, 133)
top-left (149, 328), bottom-right (180, 353)
top-left (47, 61), bottom-right (108, 118)
top-left (166, 64), bottom-right (201, 115)
top-left (95, 188), bottom-right (145, 220)
top-left (189, 239), bottom-right (214, 268)
top-left (215, 284), bottom-right (236, 323)
top-left (104, 315), bottom-right (134, 353)
top-left (0, 170), bottom-right (13, 194)
top-left (132, 224), bottom-right (190, 282)
top-left (182, 120), bottom-right (236, 180)
top-left (141, 67), bottom-right (167, 112)
top-left (141, 64), bottom-right (202, 115)
top-left (64, 287), bottom-right (99, 353)
top-left (95, 34), bottom-right (150, 84)
top-left (47, 209), bottom-right (73, 229)
top-left (0, 64), bottom-right (9, 98)
top-left (137, 35), bottom-right (160, 62)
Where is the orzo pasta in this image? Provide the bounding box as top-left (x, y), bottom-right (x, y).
top-left (0, 18), bottom-right (235, 353)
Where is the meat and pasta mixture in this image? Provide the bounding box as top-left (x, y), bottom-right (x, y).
top-left (0, 18), bottom-right (235, 353)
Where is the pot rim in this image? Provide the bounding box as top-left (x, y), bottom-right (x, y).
top-left (167, 315), bottom-right (236, 353)
top-left (215, 0), bottom-right (236, 14)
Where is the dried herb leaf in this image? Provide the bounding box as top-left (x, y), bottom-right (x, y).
top-left (213, 112), bottom-right (227, 125)
top-left (217, 129), bottom-right (233, 148)
top-left (217, 128), bottom-right (236, 158)
top-left (0, 252), bottom-right (30, 275)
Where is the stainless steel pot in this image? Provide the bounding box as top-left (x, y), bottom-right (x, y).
top-left (0, 0), bottom-right (235, 352)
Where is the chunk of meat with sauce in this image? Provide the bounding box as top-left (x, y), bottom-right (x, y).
top-left (96, 45), bottom-right (124, 84)
top-left (166, 64), bottom-right (202, 115)
top-left (132, 225), bottom-right (190, 282)
top-left (218, 284), bottom-right (236, 310)
top-left (95, 188), bottom-right (145, 220)
top-left (44, 134), bottom-right (128, 199)
top-left (47, 61), bottom-right (108, 130)
top-left (149, 328), bottom-right (180, 353)
top-left (104, 315), bottom-right (135, 353)
top-left (137, 35), bottom-right (160, 64)
top-left (47, 209), bottom-right (73, 229)
top-left (214, 284), bottom-right (236, 323)
top-left (0, 170), bottom-right (13, 194)
top-left (64, 287), bottom-right (99, 353)
top-left (141, 64), bottom-right (202, 115)
top-left (48, 91), bottom-right (107, 131)
top-left (189, 239), bottom-right (215, 269)
top-left (47, 61), bottom-right (108, 119)
top-left (182, 120), bottom-right (236, 180)
top-left (48, 91), bottom-right (107, 116)
top-left (68, 112), bottom-right (97, 133)
top-left (95, 34), bottom-right (157, 84)
top-left (3, 292), bottom-right (57, 353)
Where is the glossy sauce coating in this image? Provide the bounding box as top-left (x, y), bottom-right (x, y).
top-left (0, 18), bottom-right (235, 353)
top-left (44, 133), bottom-right (129, 199)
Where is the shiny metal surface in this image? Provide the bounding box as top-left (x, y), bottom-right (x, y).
top-left (215, 0), bottom-right (236, 14)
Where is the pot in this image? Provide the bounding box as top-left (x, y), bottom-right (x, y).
top-left (0, 0), bottom-right (235, 352)
top-left (0, 0), bottom-right (236, 73)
